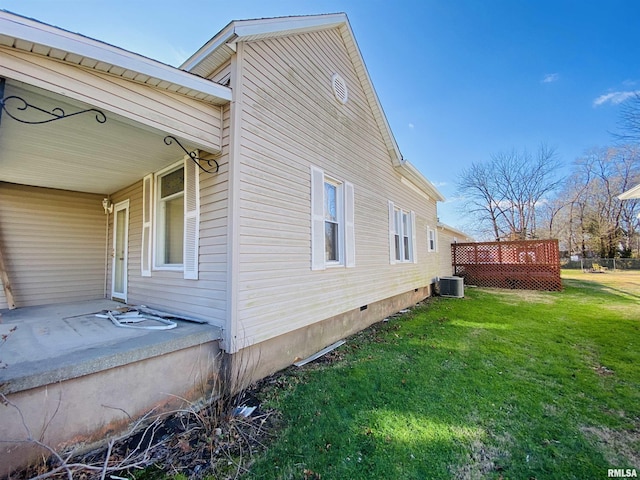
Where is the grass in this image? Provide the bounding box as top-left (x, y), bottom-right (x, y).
top-left (241, 270), bottom-right (640, 479)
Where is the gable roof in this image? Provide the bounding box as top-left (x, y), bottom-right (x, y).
top-left (0, 10), bottom-right (231, 105)
top-left (182, 13), bottom-right (445, 202)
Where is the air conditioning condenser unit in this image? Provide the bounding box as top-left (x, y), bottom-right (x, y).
top-left (439, 276), bottom-right (464, 298)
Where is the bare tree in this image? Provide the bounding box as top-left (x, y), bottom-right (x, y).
top-left (616, 92), bottom-right (640, 142)
top-left (558, 146), bottom-right (640, 258)
top-left (457, 144), bottom-right (562, 241)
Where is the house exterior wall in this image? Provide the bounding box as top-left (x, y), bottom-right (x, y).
top-left (105, 105), bottom-right (231, 324)
top-left (230, 27), bottom-right (440, 352)
top-left (0, 183), bottom-right (105, 309)
top-left (437, 227), bottom-right (456, 277)
top-left (437, 225), bottom-right (474, 278)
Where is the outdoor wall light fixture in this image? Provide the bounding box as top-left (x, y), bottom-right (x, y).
top-left (102, 198), bottom-right (113, 215)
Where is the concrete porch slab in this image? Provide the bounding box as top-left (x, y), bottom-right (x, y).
top-left (0, 299), bottom-right (222, 394)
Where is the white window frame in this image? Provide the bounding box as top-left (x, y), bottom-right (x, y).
top-left (428, 227), bottom-right (437, 252)
top-left (154, 160), bottom-right (185, 271)
top-left (311, 166), bottom-right (355, 270)
top-left (324, 177), bottom-right (344, 266)
top-left (389, 201), bottom-right (416, 264)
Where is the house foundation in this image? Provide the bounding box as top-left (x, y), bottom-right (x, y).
top-left (229, 286), bottom-right (431, 388)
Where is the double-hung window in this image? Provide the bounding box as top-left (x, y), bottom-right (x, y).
top-left (427, 227), bottom-right (437, 252)
top-left (157, 164), bottom-right (185, 267)
top-left (389, 201), bottom-right (416, 264)
top-left (324, 180), bottom-right (341, 262)
top-left (311, 166), bottom-right (355, 270)
top-left (141, 156), bottom-right (200, 279)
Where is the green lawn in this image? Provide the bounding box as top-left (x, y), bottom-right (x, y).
top-left (244, 271), bottom-right (640, 479)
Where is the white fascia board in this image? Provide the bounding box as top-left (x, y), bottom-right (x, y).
top-left (181, 13), bottom-right (346, 73)
top-left (339, 19), bottom-right (403, 168)
top-left (231, 14), bottom-right (346, 39)
top-left (397, 160), bottom-right (445, 202)
top-left (618, 183), bottom-right (640, 200)
top-left (437, 222), bottom-right (474, 241)
top-left (180, 22), bottom-right (237, 71)
top-left (0, 11), bottom-right (232, 102)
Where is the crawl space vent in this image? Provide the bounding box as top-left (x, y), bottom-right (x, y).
top-left (332, 73), bottom-right (348, 104)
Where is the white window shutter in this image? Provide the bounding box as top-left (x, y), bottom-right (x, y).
top-left (410, 211), bottom-right (417, 263)
top-left (141, 174), bottom-right (153, 277)
top-left (344, 181), bottom-right (355, 268)
top-left (183, 155), bottom-right (200, 280)
top-left (388, 201), bottom-right (396, 265)
top-left (311, 166), bottom-right (326, 271)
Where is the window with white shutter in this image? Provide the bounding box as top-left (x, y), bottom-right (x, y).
top-left (144, 157), bottom-right (200, 279)
top-left (427, 227), bottom-right (437, 253)
top-left (310, 165), bottom-right (355, 270)
top-left (141, 174), bottom-right (153, 277)
top-left (183, 154), bottom-right (200, 280)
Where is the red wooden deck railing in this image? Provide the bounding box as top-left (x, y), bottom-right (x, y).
top-left (452, 239), bottom-right (562, 291)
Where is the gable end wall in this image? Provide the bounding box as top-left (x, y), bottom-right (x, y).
top-left (233, 28), bottom-right (439, 350)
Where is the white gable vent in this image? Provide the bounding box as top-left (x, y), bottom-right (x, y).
top-left (332, 73), bottom-right (348, 104)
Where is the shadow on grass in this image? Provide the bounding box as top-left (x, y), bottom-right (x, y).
top-left (562, 277), bottom-right (640, 301)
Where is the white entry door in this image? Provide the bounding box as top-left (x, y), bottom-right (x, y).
top-left (112, 200), bottom-right (129, 302)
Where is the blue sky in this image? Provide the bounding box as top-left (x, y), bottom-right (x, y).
top-left (2, 0), bottom-right (639, 231)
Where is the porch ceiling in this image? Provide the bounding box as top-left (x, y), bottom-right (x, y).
top-left (0, 80), bottom-right (199, 194)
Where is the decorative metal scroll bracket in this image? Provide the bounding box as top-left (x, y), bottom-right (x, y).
top-left (0, 95), bottom-right (106, 125)
top-left (164, 135), bottom-right (219, 174)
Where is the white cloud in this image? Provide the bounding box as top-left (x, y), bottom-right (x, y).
top-left (542, 73), bottom-right (559, 84)
top-left (408, 123), bottom-right (415, 129)
top-left (593, 90), bottom-right (639, 107)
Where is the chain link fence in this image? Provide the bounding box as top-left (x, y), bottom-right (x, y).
top-left (562, 258), bottom-right (640, 270)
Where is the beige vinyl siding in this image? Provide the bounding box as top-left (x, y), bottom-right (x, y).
top-left (107, 105), bottom-right (231, 325)
top-left (0, 182), bottom-right (105, 309)
top-left (0, 46), bottom-right (223, 153)
top-left (437, 228), bottom-right (455, 277)
top-left (208, 60), bottom-right (232, 85)
top-left (233, 28), bottom-right (439, 348)
top-left (436, 226), bottom-right (473, 278)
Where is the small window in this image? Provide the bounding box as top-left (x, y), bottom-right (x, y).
top-left (156, 163), bottom-right (184, 267)
top-left (428, 227), bottom-right (437, 252)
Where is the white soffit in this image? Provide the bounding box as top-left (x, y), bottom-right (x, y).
top-left (619, 183), bottom-right (640, 200)
top-left (0, 82), bottom-right (195, 194)
top-left (0, 10), bottom-right (232, 105)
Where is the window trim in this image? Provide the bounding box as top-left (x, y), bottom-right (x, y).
top-left (389, 201), bottom-right (416, 264)
top-left (311, 165), bottom-right (355, 270)
top-left (324, 177), bottom-right (344, 266)
top-left (428, 226), bottom-right (437, 253)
